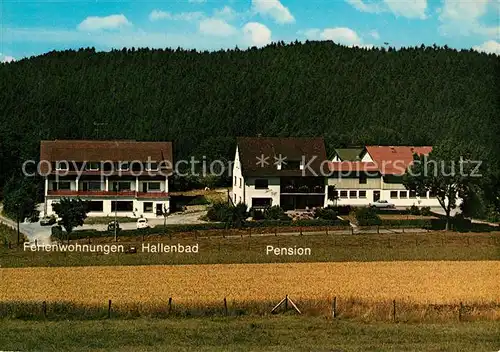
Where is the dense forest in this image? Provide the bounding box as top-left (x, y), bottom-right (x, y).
top-left (0, 41), bottom-right (499, 216)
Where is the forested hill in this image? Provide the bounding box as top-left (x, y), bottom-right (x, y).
top-left (0, 41), bottom-right (499, 186)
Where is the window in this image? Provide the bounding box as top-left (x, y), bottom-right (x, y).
top-left (234, 194), bottom-right (236, 203)
top-left (52, 181), bottom-right (71, 190)
top-left (255, 179), bottom-right (269, 189)
top-left (111, 201), bottom-right (133, 212)
top-left (327, 186), bottom-right (336, 200)
top-left (239, 196), bottom-right (242, 203)
top-left (359, 190), bottom-right (367, 198)
top-left (146, 162), bottom-right (158, 171)
top-left (118, 162), bottom-right (129, 171)
top-left (340, 190), bottom-right (348, 198)
top-left (349, 190), bottom-right (357, 198)
top-left (239, 178), bottom-right (242, 189)
top-left (429, 190), bottom-right (436, 198)
top-left (234, 176), bottom-right (237, 186)
top-left (399, 191), bottom-right (408, 198)
top-left (251, 198), bottom-right (272, 208)
top-left (86, 162), bottom-right (100, 171)
top-left (56, 161), bottom-right (68, 171)
top-left (409, 190), bottom-right (417, 198)
top-left (148, 182), bottom-right (161, 191)
top-left (83, 181), bottom-right (102, 191)
top-left (390, 191), bottom-right (398, 199)
top-left (87, 201), bottom-right (103, 212)
top-left (113, 182), bottom-right (131, 191)
top-left (359, 173), bottom-right (367, 184)
top-left (143, 202), bottom-right (153, 213)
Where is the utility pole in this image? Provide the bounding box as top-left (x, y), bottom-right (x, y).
top-left (114, 184), bottom-right (118, 242)
top-left (163, 205), bottom-right (170, 238)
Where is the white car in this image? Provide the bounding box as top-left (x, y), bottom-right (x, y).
top-left (136, 218), bottom-right (150, 229)
top-left (369, 200), bottom-right (395, 208)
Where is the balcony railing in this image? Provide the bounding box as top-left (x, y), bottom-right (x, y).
top-left (280, 185), bottom-right (325, 194)
top-left (47, 190), bottom-right (169, 198)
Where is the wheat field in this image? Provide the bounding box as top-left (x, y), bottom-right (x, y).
top-left (1, 261), bottom-right (499, 306)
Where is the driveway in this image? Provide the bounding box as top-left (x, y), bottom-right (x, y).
top-left (0, 205), bottom-right (52, 245)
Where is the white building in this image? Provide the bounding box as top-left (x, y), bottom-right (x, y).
top-left (327, 146), bottom-right (444, 207)
top-left (232, 137), bottom-right (328, 211)
top-left (40, 140), bottom-right (172, 219)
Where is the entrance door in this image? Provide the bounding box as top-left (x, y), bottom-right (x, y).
top-left (373, 191), bottom-right (381, 202)
top-left (156, 203), bottom-right (163, 216)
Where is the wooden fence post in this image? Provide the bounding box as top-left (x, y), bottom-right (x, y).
top-left (285, 295), bottom-right (288, 312)
top-left (168, 297), bottom-right (172, 315)
top-left (275, 227), bottom-right (277, 236)
top-left (377, 225), bottom-right (380, 234)
top-left (458, 301), bottom-right (463, 322)
top-left (108, 299), bottom-right (112, 318)
top-left (392, 299), bottom-right (396, 322)
top-left (332, 296), bottom-right (337, 318)
top-left (300, 228), bottom-right (303, 236)
top-left (224, 297), bottom-right (228, 316)
top-left (326, 227), bottom-right (329, 236)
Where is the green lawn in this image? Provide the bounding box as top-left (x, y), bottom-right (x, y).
top-left (0, 316), bottom-right (498, 352)
top-left (2, 231), bottom-right (499, 267)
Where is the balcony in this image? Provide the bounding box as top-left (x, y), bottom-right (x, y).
top-left (47, 190), bottom-right (169, 198)
top-left (280, 185), bottom-right (325, 195)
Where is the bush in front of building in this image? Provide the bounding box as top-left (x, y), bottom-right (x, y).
top-left (314, 206), bottom-right (338, 220)
top-left (354, 207), bottom-right (381, 226)
top-left (263, 205), bottom-right (290, 221)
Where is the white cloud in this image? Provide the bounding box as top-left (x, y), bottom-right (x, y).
top-left (243, 22), bottom-right (272, 46)
top-left (252, 0), bottom-right (295, 24)
top-left (320, 27), bottom-right (363, 46)
top-left (473, 40), bottom-right (500, 55)
top-left (345, 0), bottom-right (427, 19)
top-left (384, 0), bottom-right (427, 19)
top-left (213, 6), bottom-right (237, 20)
top-left (301, 27), bottom-right (374, 48)
top-left (345, 0), bottom-right (383, 13)
top-left (199, 18), bottom-right (237, 37)
top-left (149, 10), bottom-right (204, 22)
top-left (77, 14), bottom-right (131, 31)
top-left (1, 54), bottom-right (16, 63)
top-left (369, 29), bottom-right (380, 40)
top-left (438, 0), bottom-right (499, 37)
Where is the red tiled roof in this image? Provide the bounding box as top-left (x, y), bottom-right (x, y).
top-left (365, 146), bottom-right (432, 175)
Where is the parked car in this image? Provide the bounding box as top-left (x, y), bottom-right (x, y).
top-left (107, 220), bottom-right (121, 232)
top-left (369, 200), bottom-right (395, 208)
top-left (136, 218), bottom-right (150, 229)
top-left (40, 216), bottom-right (56, 226)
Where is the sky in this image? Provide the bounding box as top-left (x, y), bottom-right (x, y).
top-left (1, 0), bottom-right (499, 63)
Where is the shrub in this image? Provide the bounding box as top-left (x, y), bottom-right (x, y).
top-left (354, 207), bottom-right (381, 226)
top-left (263, 206), bottom-right (290, 220)
top-left (206, 203), bottom-right (233, 222)
top-left (407, 205), bottom-right (421, 216)
top-left (328, 205), bottom-right (352, 216)
top-left (420, 206), bottom-right (432, 216)
top-left (314, 207), bottom-right (338, 220)
top-left (250, 208), bottom-right (265, 220)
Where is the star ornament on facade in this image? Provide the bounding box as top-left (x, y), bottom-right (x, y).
top-left (274, 154), bottom-right (287, 167)
top-left (256, 154), bottom-right (270, 168)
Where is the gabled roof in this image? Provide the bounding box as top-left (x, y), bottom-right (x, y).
top-left (365, 146), bottom-right (432, 175)
top-left (236, 137), bottom-right (327, 177)
top-left (332, 148), bottom-right (365, 161)
top-left (40, 140), bottom-right (173, 174)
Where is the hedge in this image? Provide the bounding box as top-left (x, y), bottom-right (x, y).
top-left (53, 219), bottom-right (351, 240)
